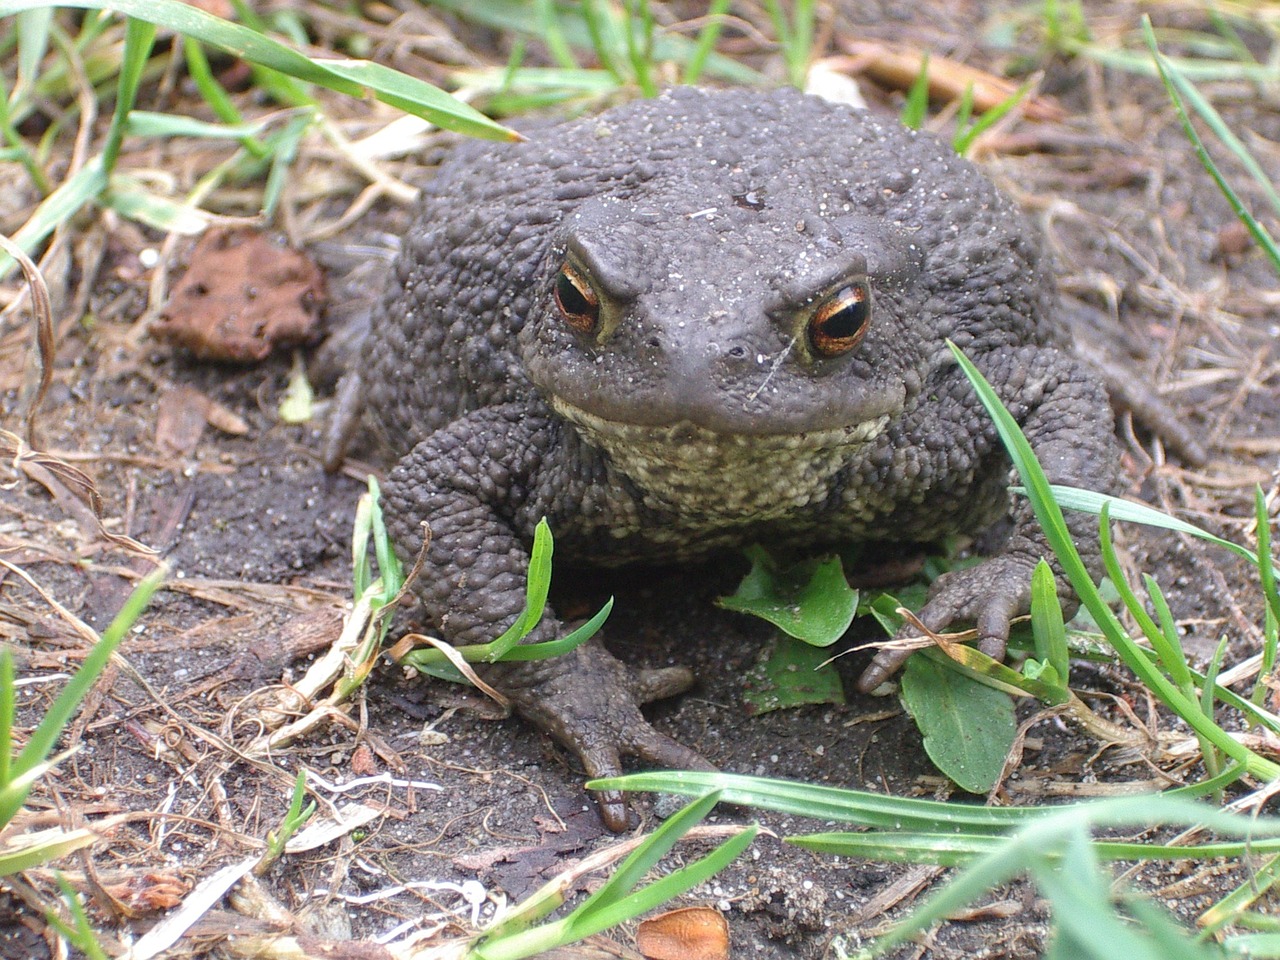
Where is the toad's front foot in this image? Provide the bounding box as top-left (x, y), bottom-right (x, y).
top-left (493, 641), bottom-right (711, 831)
top-left (855, 552), bottom-right (1043, 693)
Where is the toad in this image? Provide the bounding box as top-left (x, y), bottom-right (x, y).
top-left (327, 86), bottom-right (1120, 828)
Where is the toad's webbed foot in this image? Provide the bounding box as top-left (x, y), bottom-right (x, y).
top-left (492, 641), bottom-right (711, 831)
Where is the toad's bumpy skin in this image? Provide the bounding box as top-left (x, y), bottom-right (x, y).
top-left (336, 87), bottom-right (1119, 826)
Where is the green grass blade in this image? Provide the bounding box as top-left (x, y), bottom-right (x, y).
top-left (182, 37), bottom-right (242, 123)
top-left (1199, 854), bottom-right (1280, 937)
top-left (1030, 558), bottom-right (1069, 682)
top-left (953, 79), bottom-right (1032, 156)
top-left (0, 68), bottom-right (52, 195)
top-left (50, 874), bottom-right (109, 960)
top-left (590, 770), bottom-right (1044, 833)
top-left (315, 59), bottom-right (513, 139)
top-left (949, 343), bottom-right (1280, 782)
top-left (859, 828), bottom-right (1036, 957)
top-left (351, 484), bottom-right (373, 598)
top-left (0, 156), bottom-right (106, 277)
top-left (366, 476), bottom-right (402, 599)
top-left (681, 0), bottom-right (731, 85)
top-left (0, 819), bottom-right (98, 877)
top-left (1033, 826), bottom-right (1167, 960)
top-left (124, 110), bottom-right (269, 139)
top-left (1144, 574), bottom-right (1192, 690)
top-left (534, 0), bottom-right (577, 70)
top-left (1097, 505), bottom-right (1179, 672)
top-left (0, 653), bottom-right (13, 790)
top-left (622, 0), bottom-right (656, 98)
top-left (902, 52), bottom-right (930, 129)
top-left (260, 111), bottom-right (311, 219)
top-left (793, 831), bottom-right (1003, 866)
top-left (428, 0), bottom-right (759, 84)
top-left (565, 825), bottom-right (756, 938)
top-left (1255, 487), bottom-right (1280, 631)
top-left (1163, 57), bottom-right (1280, 220)
top-left (1142, 17), bottom-right (1280, 276)
top-left (473, 792), bottom-right (745, 960)
top-left (99, 16), bottom-right (156, 172)
top-left (496, 597), bottom-right (612, 660)
top-left (1040, 485), bottom-right (1280, 582)
top-left (15, 8), bottom-right (52, 98)
top-left (487, 519), bottom-right (554, 659)
top-left (795, 829), bottom-right (1280, 866)
top-left (577, 791), bottom-right (723, 914)
top-left (1130, 648), bottom-right (1280, 737)
top-left (2, 566), bottom-right (165, 825)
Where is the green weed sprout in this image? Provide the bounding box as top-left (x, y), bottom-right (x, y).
top-left (398, 515), bottom-right (611, 682)
top-left (254, 770), bottom-right (316, 877)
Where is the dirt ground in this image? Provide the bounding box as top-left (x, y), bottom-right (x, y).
top-left (2, 1), bottom-right (1279, 957)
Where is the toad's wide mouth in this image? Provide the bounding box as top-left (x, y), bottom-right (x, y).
top-left (550, 396), bottom-right (891, 455)
top-left (550, 395), bottom-right (893, 518)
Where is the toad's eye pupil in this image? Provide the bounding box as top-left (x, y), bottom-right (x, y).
top-left (554, 264), bottom-right (600, 334)
top-left (809, 284), bottom-right (871, 357)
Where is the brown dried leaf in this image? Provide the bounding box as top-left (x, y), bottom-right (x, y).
top-left (636, 907), bottom-right (730, 960)
top-left (99, 872), bottom-right (192, 915)
top-left (2, 429), bottom-right (157, 557)
top-left (350, 743), bottom-right (378, 777)
top-left (153, 228), bottom-right (326, 363)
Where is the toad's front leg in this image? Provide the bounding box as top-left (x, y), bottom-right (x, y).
top-left (382, 402), bottom-right (708, 830)
top-left (857, 345), bottom-right (1121, 692)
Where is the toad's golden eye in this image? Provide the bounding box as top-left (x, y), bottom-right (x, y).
top-left (808, 283), bottom-right (870, 357)
top-left (554, 262), bottom-right (600, 334)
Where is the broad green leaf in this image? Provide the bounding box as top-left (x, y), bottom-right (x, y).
top-left (742, 635), bottom-right (845, 715)
top-left (900, 654), bottom-right (1016, 793)
top-left (718, 547), bottom-right (857, 647)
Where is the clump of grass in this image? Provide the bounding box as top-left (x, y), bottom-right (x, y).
top-left (594, 770), bottom-right (1280, 959)
top-left (0, 0), bottom-right (515, 279)
top-left (436, 0), bottom-right (759, 114)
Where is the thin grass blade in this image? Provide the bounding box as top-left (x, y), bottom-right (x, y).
top-left (589, 770), bottom-right (1044, 832)
top-left (7, 565), bottom-right (165, 813)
